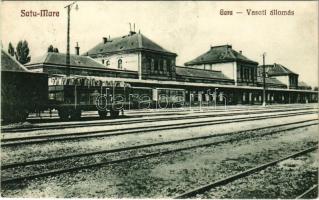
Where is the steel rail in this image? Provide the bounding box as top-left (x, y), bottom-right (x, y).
top-left (2, 119), bottom-right (316, 170)
top-left (295, 184), bottom-right (318, 199)
top-left (174, 147), bottom-right (318, 199)
top-left (1, 122), bottom-right (317, 185)
top-left (1, 107), bottom-right (315, 133)
top-left (1, 110), bottom-right (316, 147)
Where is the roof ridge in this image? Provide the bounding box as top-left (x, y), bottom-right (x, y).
top-left (176, 66), bottom-right (222, 73)
top-left (228, 48), bottom-right (237, 59)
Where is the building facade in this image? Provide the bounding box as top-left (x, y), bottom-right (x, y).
top-left (23, 32), bottom-right (317, 106)
top-left (84, 31), bottom-right (177, 81)
top-left (257, 63), bottom-right (299, 89)
top-left (184, 45), bottom-right (259, 86)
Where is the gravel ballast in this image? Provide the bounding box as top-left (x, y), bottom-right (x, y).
top-left (2, 123), bottom-right (317, 198)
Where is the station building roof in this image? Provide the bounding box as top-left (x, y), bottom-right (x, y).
top-left (185, 45), bottom-right (258, 66)
top-left (298, 81), bottom-right (312, 90)
top-left (257, 76), bottom-right (287, 88)
top-left (261, 63), bottom-right (298, 76)
top-left (26, 52), bottom-right (106, 69)
top-left (84, 32), bottom-right (177, 57)
top-left (176, 66), bottom-right (232, 81)
top-left (1, 50), bottom-right (29, 72)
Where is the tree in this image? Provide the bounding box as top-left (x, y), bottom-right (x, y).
top-left (15, 40), bottom-right (31, 64)
top-left (8, 42), bottom-right (15, 56)
top-left (48, 45), bottom-right (59, 53)
top-left (48, 45), bottom-right (54, 52)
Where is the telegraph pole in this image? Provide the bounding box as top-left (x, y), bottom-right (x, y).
top-left (262, 52), bottom-right (266, 107)
top-left (64, 1), bottom-right (78, 77)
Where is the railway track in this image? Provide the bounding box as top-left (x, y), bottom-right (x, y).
top-left (173, 146), bottom-right (318, 198)
top-left (2, 120), bottom-right (317, 185)
top-left (296, 184), bottom-right (318, 199)
top-left (1, 109), bottom-right (316, 147)
top-left (2, 106), bottom-right (315, 133)
top-left (24, 104), bottom-right (310, 120)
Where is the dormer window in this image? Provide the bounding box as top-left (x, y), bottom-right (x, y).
top-left (118, 59), bottom-right (123, 70)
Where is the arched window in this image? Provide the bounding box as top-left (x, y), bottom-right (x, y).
top-left (118, 59), bottom-right (122, 69)
top-left (101, 59), bottom-right (105, 64)
top-left (106, 60), bottom-right (110, 67)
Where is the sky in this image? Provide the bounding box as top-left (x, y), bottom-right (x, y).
top-left (1, 1), bottom-right (318, 87)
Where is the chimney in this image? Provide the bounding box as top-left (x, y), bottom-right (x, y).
top-left (75, 42), bottom-right (80, 55)
top-left (239, 50), bottom-right (242, 54)
top-left (129, 23), bottom-right (136, 35)
top-left (103, 37), bottom-right (107, 44)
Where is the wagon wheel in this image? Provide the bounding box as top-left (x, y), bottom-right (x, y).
top-left (98, 110), bottom-right (107, 119)
top-left (58, 109), bottom-right (69, 120)
top-left (70, 109), bottom-right (82, 121)
top-left (110, 109), bottom-right (119, 118)
top-left (18, 110), bottom-right (29, 122)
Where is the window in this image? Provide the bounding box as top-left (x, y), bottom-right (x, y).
top-left (154, 59), bottom-right (158, 71)
top-left (102, 59), bottom-right (105, 64)
top-left (163, 60), bottom-right (167, 71)
top-left (240, 67), bottom-right (243, 80)
top-left (167, 60), bottom-right (171, 72)
top-left (245, 69), bottom-right (249, 81)
top-left (159, 59), bottom-right (163, 71)
top-left (118, 59), bottom-right (122, 69)
top-left (106, 60), bottom-right (110, 67)
top-left (151, 59), bottom-right (154, 71)
top-left (252, 68), bottom-right (255, 83)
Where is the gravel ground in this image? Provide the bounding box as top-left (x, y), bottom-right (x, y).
top-left (200, 150), bottom-right (318, 199)
top-left (2, 106), bottom-right (314, 139)
top-left (1, 113), bottom-right (316, 164)
top-left (2, 120), bottom-right (315, 179)
top-left (16, 103), bottom-right (315, 122)
top-left (2, 123), bottom-right (317, 198)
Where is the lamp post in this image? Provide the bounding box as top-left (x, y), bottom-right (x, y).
top-left (128, 94), bottom-right (134, 111)
top-left (262, 53), bottom-right (266, 107)
top-left (64, 1), bottom-right (78, 77)
top-left (189, 93), bottom-right (193, 111)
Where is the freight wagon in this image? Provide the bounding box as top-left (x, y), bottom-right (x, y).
top-left (1, 51), bottom-right (48, 122)
top-left (47, 77), bottom-right (186, 120)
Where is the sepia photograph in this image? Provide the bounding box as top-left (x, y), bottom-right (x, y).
top-left (0, 1), bottom-right (318, 198)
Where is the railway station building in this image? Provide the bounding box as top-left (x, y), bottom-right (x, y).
top-left (24, 31), bottom-right (318, 106)
top-left (84, 31), bottom-right (177, 81)
top-left (184, 45), bottom-right (258, 87)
